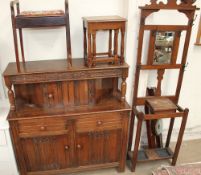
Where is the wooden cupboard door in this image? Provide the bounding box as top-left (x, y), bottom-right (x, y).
top-left (104, 130), bottom-right (122, 163)
top-left (21, 134), bottom-right (73, 172)
top-left (75, 132), bottom-right (91, 166)
top-left (76, 129), bottom-right (122, 166)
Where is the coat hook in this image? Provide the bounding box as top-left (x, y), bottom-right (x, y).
top-left (184, 62), bottom-right (189, 71)
top-left (193, 14), bottom-right (198, 26)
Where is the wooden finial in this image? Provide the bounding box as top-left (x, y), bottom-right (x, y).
top-left (150, 0), bottom-right (157, 5)
top-left (181, 0), bottom-right (196, 4)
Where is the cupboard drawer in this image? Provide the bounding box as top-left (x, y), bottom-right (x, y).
top-left (18, 118), bottom-right (69, 135)
top-left (76, 112), bottom-right (122, 132)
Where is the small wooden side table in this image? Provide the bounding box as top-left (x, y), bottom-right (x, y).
top-left (83, 16), bottom-right (126, 67)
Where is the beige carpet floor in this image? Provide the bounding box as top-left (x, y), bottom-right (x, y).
top-left (69, 139), bottom-right (201, 175)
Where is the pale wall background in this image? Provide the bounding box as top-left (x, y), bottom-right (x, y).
top-left (0, 0), bottom-right (201, 140)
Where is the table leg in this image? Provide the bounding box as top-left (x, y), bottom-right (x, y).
top-left (87, 33), bottom-right (92, 67)
top-left (92, 32), bottom-right (96, 66)
top-left (120, 26), bottom-right (125, 64)
top-left (114, 29), bottom-right (119, 64)
top-left (108, 29), bottom-right (112, 57)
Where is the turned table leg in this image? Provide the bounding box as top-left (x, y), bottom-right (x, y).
top-left (120, 25), bottom-right (125, 64)
top-left (108, 29), bottom-right (112, 57)
top-left (92, 32), bottom-right (96, 67)
top-left (114, 29), bottom-right (119, 64)
top-left (87, 33), bottom-right (92, 67)
top-left (83, 23), bottom-right (87, 64)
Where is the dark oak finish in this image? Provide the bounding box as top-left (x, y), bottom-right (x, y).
top-left (127, 0), bottom-right (198, 172)
top-left (83, 16), bottom-right (126, 67)
top-left (4, 58), bottom-right (131, 175)
top-left (10, 0), bottom-right (72, 71)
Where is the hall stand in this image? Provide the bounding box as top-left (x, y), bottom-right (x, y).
top-left (127, 0), bottom-right (198, 172)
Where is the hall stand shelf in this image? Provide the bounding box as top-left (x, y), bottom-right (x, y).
top-left (127, 0), bottom-right (198, 172)
top-left (4, 1), bottom-right (131, 175)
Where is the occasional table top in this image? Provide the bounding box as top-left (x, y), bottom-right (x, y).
top-left (82, 15), bottom-right (127, 23)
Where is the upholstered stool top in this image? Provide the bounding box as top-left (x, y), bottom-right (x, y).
top-left (19, 10), bottom-right (64, 17)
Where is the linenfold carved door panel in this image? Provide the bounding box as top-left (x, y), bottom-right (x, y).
top-left (21, 134), bottom-right (73, 172)
top-left (76, 129), bottom-right (122, 166)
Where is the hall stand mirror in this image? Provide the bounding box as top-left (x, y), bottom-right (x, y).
top-left (127, 0), bottom-right (199, 172)
top-left (153, 31), bottom-right (175, 65)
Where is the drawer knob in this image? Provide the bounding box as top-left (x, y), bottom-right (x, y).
top-left (97, 121), bottom-right (103, 126)
top-left (48, 93), bottom-right (53, 99)
top-left (77, 144), bottom-right (82, 149)
top-left (64, 145), bottom-right (69, 150)
top-left (40, 126), bottom-right (46, 131)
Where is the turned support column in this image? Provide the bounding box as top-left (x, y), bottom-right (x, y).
top-left (121, 69), bottom-right (128, 102)
top-left (5, 79), bottom-right (15, 110)
top-left (121, 77), bottom-right (127, 102)
top-left (156, 69), bottom-right (165, 96)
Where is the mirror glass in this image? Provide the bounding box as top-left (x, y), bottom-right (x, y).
top-left (153, 31), bottom-right (175, 64)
